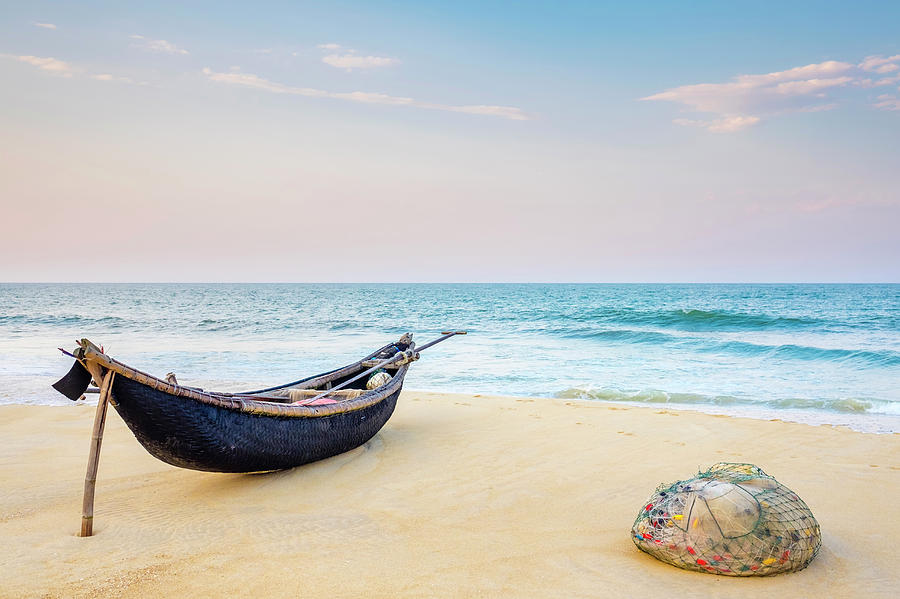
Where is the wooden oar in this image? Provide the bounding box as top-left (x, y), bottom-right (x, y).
top-left (294, 331), bottom-right (466, 406)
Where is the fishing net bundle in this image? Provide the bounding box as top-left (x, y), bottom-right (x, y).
top-left (631, 463), bottom-right (821, 576)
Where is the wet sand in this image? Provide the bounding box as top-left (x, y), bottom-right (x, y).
top-left (1, 392), bottom-right (897, 598)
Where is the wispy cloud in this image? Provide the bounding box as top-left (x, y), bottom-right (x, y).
top-left (6, 54), bottom-right (74, 76)
top-left (644, 54), bottom-right (900, 131)
top-left (91, 73), bottom-right (146, 85)
top-left (857, 55), bottom-right (900, 88)
top-left (33, 22), bottom-right (57, 30)
top-left (858, 73), bottom-right (900, 88)
top-left (874, 94), bottom-right (900, 111)
top-left (130, 34), bottom-right (189, 55)
top-left (859, 55), bottom-right (900, 73)
top-left (202, 67), bottom-right (528, 120)
top-left (3, 53), bottom-right (146, 85)
top-left (322, 54), bottom-right (399, 71)
top-left (444, 104), bottom-right (531, 120)
top-left (316, 44), bottom-right (398, 71)
top-left (672, 116), bottom-right (760, 133)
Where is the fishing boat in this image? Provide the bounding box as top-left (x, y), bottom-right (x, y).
top-left (53, 332), bottom-right (464, 474)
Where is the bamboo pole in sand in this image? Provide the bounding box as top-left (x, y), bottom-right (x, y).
top-left (80, 369), bottom-right (114, 537)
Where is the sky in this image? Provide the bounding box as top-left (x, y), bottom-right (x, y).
top-left (1, 0), bottom-right (898, 282)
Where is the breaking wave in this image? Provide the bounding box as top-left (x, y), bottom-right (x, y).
top-left (555, 387), bottom-right (898, 415)
top-left (552, 328), bottom-right (900, 367)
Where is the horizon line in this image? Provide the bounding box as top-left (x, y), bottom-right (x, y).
top-left (2, 281), bottom-right (898, 285)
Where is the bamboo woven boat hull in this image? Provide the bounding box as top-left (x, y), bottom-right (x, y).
top-left (54, 335), bottom-right (415, 473)
top-left (110, 375), bottom-right (401, 473)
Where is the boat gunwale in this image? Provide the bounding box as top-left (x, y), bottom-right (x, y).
top-left (79, 338), bottom-right (412, 419)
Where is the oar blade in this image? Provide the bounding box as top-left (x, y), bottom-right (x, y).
top-left (52, 360), bottom-right (93, 401)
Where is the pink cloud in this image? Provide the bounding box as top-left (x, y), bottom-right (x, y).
top-left (644, 55), bottom-right (900, 132)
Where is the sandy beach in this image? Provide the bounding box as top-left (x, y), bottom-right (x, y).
top-left (1, 392), bottom-right (897, 598)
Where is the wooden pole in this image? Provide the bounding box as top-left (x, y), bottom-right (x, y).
top-left (297, 331), bottom-right (466, 406)
top-left (80, 369), bottom-right (114, 537)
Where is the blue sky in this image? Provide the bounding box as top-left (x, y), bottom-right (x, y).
top-left (1, 1), bottom-right (898, 281)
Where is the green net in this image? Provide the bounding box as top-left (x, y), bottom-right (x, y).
top-left (631, 463), bottom-right (821, 576)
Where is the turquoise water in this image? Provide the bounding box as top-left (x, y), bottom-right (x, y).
top-left (1, 284), bottom-right (898, 432)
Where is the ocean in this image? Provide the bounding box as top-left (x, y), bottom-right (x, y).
top-left (1, 283), bottom-right (898, 433)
